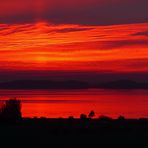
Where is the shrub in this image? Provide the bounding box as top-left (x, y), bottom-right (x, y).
top-left (80, 114), bottom-right (87, 120)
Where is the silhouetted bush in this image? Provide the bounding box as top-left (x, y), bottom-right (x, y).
top-left (68, 116), bottom-right (74, 119)
top-left (80, 114), bottom-right (87, 120)
top-left (0, 98), bottom-right (22, 121)
top-left (88, 110), bottom-right (95, 119)
top-left (117, 115), bottom-right (125, 121)
top-left (98, 115), bottom-right (112, 121)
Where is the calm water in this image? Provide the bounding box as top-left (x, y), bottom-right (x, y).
top-left (0, 89), bottom-right (148, 118)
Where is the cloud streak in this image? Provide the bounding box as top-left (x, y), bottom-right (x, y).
top-left (0, 22), bottom-right (148, 73)
top-left (133, 31), bottom-right (148, 37)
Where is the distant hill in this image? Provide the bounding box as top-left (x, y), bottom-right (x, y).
top-left (0, 79), bottom-right (147, 89)
top-left (97, 80), bottom-right (148, 89)
top-left (0, 80), bottom-right (90, 89)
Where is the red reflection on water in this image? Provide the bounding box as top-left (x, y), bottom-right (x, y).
top-left (0, 89), bottom-right (148, 118)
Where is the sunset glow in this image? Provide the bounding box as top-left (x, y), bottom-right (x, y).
top-left (0, 0), bottom-right (148, 120)
top-left (0, 22), bottom-right (148, 72)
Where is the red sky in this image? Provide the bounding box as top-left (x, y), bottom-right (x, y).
top-left (0, 0), bottom-right (148, 81)
top-left (0, 22), bottom-right (148, 72)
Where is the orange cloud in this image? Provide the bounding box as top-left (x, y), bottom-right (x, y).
top-left (0, 22), bottom-right (148, 72)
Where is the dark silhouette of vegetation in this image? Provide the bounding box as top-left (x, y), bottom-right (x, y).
top-left (68, 116), bottom-right (74, 119)
top-left (0, 103), bottom-right (147, 147)
top-left (98, 115), bottom-right (112, 121)
top-left (0, 98), bottom-right (22, 121)
top-left (88, 110), bottom-right (95, 119)
top-left (117, 115), bottom-right (125, 121)
top-left (80, 114), bottom-right (87, 119)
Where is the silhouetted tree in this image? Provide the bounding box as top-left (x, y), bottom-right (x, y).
top-left (0, 98), bottom-right (22, 121)
top-left (88, 110), bottom-right (95, 119)
top-left (80, 114), bottom-right (87, 120)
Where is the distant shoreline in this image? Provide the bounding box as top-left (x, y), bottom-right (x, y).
top-left (0, 79), bottom-right (148, 89)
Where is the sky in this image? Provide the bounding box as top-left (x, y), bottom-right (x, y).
top-left (0, 0), bottom-right (148, 82)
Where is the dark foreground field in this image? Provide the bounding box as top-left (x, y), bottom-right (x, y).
top-left (0, 118), bottom-right (148, 148)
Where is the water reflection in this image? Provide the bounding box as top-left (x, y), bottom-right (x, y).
top-left (0, 89), bottom-right (148, 118)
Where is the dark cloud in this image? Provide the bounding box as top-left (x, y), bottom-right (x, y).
top-left (51, 27), bottom-right (95, 33)
top-left (0, 0), bottom-right (148, 25)
top-left (132, 31), bottom-right (148, 37)
top-left (67, 40), bottom-right (148, 50)
top-left (0, 24), bottom-right (33, 35)
top-left (102, 40), bottom-right (148, 49)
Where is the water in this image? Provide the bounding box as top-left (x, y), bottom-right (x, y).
top-left (0, 89), bottom-right (148, 118)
